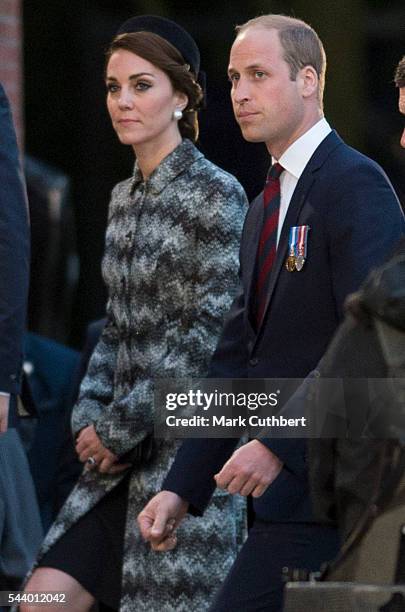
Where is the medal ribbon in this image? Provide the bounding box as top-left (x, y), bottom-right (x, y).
top-left (288, 226), bottom-right (298, 256)
top-left (297, 225), bottom-right (309, 257)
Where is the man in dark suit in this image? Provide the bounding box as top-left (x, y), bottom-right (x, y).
top-left (0, 83), bottom-right (30, 431)
top-left (138, 15), bottom-right (404, 611)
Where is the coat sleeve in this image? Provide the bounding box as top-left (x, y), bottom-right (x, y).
top-left (0, 84), bottom-right (30, 394)
top-left (71, 309), bottom-right (119, 437)
top-left (71, 183), bottom-right (124, 436)
top-left (93, 180), bottom-right (248, 456)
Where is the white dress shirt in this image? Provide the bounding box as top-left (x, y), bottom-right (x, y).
top-left (275, 118), bottom-right (332, 244)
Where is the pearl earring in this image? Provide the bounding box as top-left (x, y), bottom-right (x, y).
top-left (173, 109), bottom-right (183, 121)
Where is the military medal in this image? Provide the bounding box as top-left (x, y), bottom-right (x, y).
top-left (286, 252), bottom-right (296, 272)
top-left (286, 226), bottom-right (297, 272)
top-left (285, 225), bottom-right (310, 272)
top-left (286, 227), bottom-right (296, 271)
top-left (295, 254), bottom-right (305, 271)
top-left (294, 225), bottom-right (310, 271)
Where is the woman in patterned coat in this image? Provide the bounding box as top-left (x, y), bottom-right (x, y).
top-left (21, 15), bottom-right (247, 612)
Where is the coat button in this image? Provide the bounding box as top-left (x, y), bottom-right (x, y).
top-left (249, 357), bottom-right (259, 367)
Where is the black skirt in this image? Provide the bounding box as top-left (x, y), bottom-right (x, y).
top-left (38, 474), bottom-right (130, 611)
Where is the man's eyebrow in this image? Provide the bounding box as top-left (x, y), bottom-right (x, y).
top-left (245, 63), bottom-right (266, 70)
top-left (227, 63), bottom-right (267, 76)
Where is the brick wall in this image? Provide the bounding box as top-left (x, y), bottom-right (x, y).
top-left (0, 0), bottom-right (23, 146)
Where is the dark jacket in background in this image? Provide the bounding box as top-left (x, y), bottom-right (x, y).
top-left (0, 83), bottom-right (42, 589)
top-left (308, 238), bottom-right (405, 541)
top-left (0, 83), bottom-right (30, 398)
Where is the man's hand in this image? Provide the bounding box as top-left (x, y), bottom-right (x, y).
top-left (75, 424), bottom-right (130, 474)
top-left (214, 439), bottom-right (283, 497)
top-left (0, 395), bottom-right (9, 433)
top-left (137, 491), bottom-right (189, 552)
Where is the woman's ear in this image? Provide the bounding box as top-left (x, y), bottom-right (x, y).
top-left (175, 91), bottom-right (188, 112)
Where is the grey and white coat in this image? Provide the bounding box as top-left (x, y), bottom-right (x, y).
top-left (32, 140), bottom-right (248, 611)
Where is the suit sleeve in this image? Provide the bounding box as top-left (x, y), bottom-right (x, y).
top-left (163, 437), bottom-right (240, 515)
top-left (0, 84), bottom-right (30, 394)
top-left (92, 181), bottom-right (248, 456)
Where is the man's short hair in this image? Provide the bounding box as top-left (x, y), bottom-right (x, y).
top-left (394, 56), bottom-right (405, 88)
top-left (236, 15), bottom-right (326, 104)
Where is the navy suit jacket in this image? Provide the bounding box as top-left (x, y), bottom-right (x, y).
top-left (0, 84), bottom-right (30, 397)
top-left (163, 130), bottom-right (404, 523)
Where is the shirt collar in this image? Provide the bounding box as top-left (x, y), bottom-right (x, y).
top-left (274, 118), bottom-right (332, 180)
top-left (130, 139), bottom-right (203, 195)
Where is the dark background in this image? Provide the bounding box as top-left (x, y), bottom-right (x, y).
top-left (22, 0), bottom-right (405, 348)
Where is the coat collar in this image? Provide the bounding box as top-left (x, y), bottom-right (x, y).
top-left (130, 139), bottom-right (203, 196)
top-left (276, 118), bottom-right (332, 181)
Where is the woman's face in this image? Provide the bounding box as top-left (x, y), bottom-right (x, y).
top-left (106, 49), bottom-right (187, 151)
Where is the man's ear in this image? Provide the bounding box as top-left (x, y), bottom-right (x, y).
top-left (299, 65), bottom-right (318, 99)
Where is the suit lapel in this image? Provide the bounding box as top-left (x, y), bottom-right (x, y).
top-left (243, 192), bottom-right (263, 329)
top-left (254, 130), bottom-right (343, 341)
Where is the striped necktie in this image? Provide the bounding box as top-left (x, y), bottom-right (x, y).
top-left (255, 162), bottom-right (284, 327)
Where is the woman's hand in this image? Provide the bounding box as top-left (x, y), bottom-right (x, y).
top-left (75, 424), bottom-right (131, 474)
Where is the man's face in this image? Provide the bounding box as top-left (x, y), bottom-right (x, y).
top-left (228, 27), bottom-right (306, 157)
top-left (399, 87), bottom-right (405, 149)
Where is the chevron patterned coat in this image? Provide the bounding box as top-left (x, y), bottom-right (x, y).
top-left (33, 140), bottom-right (248, 611)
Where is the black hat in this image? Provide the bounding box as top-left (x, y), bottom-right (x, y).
top-left (116, 15), bottom-right (200, 78)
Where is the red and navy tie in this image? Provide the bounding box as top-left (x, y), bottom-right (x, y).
top-left (255, 162), bottom-right (284, 327)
